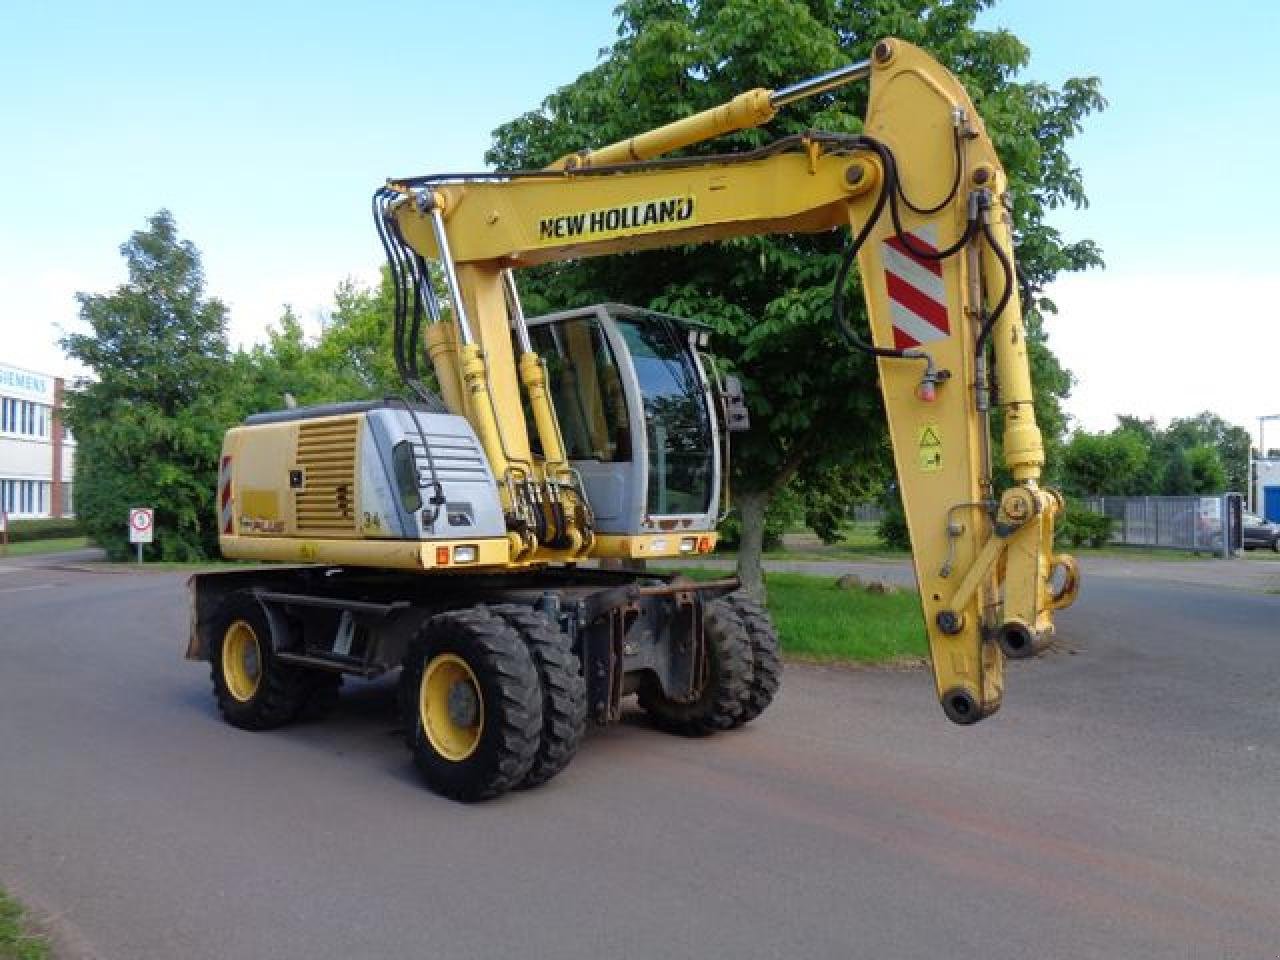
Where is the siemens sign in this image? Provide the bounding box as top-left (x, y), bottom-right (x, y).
top-left (0, 365), bottom-right (53, 403)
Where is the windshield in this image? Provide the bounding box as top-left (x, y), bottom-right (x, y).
top-left (615, 315), bottom-right (713, 515)
top-left (528, 315), bottom-right (631, 462)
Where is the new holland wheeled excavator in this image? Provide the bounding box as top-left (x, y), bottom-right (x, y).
top-left (187, 38), bottom-right (1079, 802)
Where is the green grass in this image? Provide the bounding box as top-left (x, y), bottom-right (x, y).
top-left (765, 572), bottom-right (926, 662)
top-left (714, 530), bottom-right (906, 564)
top-left (774, 521), bottom-right (908, 560)
top-left (666, 567), bottom-right (926, 663)
top-left (0, 889), bottom-right (50, 960)
top-left (0, 536), bottom-right (90, 558)
top-left (87, 560), bottom-right (247, 572)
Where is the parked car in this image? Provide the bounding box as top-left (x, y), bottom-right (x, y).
top-left (1242, 512), bottom-right (1280, 552)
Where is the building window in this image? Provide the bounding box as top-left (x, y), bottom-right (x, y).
top-left (0, 479), bottom-right (54, 518)
top-left (0, 399), bottom-right (55, 438)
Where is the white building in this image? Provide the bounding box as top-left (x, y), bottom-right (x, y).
top-left (0, 362), bottom-right (74, 519)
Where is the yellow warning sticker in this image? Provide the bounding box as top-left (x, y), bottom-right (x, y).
top-left (917, 424), bottom-right (942, 472)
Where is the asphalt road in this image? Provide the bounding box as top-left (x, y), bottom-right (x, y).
top-left (1, 554), bottom-right (1277, 959)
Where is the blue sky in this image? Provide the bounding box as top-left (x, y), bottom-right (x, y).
top-left (3, 1), bottom-right (1277, 440)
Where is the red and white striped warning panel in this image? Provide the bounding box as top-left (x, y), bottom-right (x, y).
top-left (882, 223), bottom-right (950, 350)
top-left (218, 455), bottom-right (233, 534)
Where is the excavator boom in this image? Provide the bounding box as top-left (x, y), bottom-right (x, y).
top-left (378, 38), bottom-right (1079, 722)
top-left (203, 38), bottom-right (1079, 796)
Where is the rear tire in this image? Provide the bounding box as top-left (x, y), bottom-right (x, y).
top-left (210, 592), bottom-right (308, 731)
top-left (400, 607), bottom-right (542, 802)
top-left (490, 604), bottom-right (587, 789)
top-left (723, 593), bottom-right (781, 727)
top-left (639, 599), bottom-right (750, 736)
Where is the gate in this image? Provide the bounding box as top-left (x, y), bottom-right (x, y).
top-left (1081, 494), bottom-right (1243, 557)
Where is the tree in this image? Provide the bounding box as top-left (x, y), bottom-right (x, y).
top-left (229, 264), bottom-right (439, 422)
top-left (1060, 429), bottom-right (1150, 497)
top-left (1062, 414), bottom-right (1240, 497)
top-left (230, 307), bottom-right (339, 415)
top-left (1162, 412), bottom-right (1249, 493)
top-left (487, 0), bottom-right (1104, 595)
top-left (1165, 444), bottom-right (1226, 496)
top-left (796, 458), bottom-right (891, 544)
top-left (310, 278), bottom-right (401, 398)
top-left (61, 211), bottom-right (233, 560)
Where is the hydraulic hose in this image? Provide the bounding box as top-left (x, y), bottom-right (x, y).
top-left (897, 125), bottom-right (963, 217)
top-left (975, 217), bottom-right (1015, 357)
top-left (831, 135), bottom-right (972, 373)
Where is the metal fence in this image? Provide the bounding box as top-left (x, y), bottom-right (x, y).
top-left (850, 503), bottom-right (885, 524)
top-left (1080, 495), bottom-right (1241, 556)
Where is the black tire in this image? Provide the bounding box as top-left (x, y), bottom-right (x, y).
top-left (638, 598), bottom-right (750, 736)
top-left (210, 592), bottom-right (308, 731)
top-left (723, 593), bottom-right (782, 727)
top-left (400, 607), bottom-right (542, 802)
top-left (490, 604), bottom-right (587, 789)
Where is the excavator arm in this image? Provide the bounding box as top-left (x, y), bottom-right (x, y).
top-left (378, 38), bottom-right (1080, 724)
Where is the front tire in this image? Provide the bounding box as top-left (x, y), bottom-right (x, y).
top-left (210, 592), bottom-right (308, 730)
top-left (490, 605), bottom-right (587, 789)
top-left (639, 599), bottom-right (750, 736)
top-left (401, 607), bottom-right (542, 802)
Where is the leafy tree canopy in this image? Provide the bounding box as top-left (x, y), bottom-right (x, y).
top-left (62, 210), bottom-right (233, 560)
top-left (1060, 428), bottom-right (1150, 497)
top-left (1062, 412), bottom-right (1240, 498)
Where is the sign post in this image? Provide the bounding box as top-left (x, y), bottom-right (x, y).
top-left (128, 507), bottom-right (154, 563)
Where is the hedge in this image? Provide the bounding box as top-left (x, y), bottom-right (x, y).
top-left (2, 517), bottom-right (85, 543)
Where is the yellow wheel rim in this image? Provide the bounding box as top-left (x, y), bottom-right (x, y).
top-left (222, 620), bottom-right (262, 703)
top-left (420, 653), bottom-right (484, 762)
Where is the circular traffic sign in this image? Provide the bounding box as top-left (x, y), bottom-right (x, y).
top-left (129, 508), bottom-right (154, 532)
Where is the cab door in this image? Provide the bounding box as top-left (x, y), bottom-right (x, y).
top-left (527, 304), bottom-right (720, 537)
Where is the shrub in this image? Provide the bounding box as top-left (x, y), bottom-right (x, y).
top-left (2, 517), bottom-right (84, 544)
top-left (877, 494), bottom-right (910, 550)
top-left (1057, 504), bottom-right (1113, 548)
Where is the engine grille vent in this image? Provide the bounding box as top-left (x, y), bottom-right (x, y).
top-left (294, 417), bottom-right (358, 535)
top-left (411, 429), bottom-right (490, 486)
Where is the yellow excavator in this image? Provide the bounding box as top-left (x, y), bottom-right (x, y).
top-left (187, 38), bottom-right (1079, 801)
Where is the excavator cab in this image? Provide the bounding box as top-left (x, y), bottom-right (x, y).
top-left (526, 304), bottom-right (726, 541)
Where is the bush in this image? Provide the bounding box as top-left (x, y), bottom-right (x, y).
top-left (2, 517), bottom-right (84, 544)
top-left (1057, 505), bottom-right (1113, 548)
top-left (877, 494), bottom-right (910, 550)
